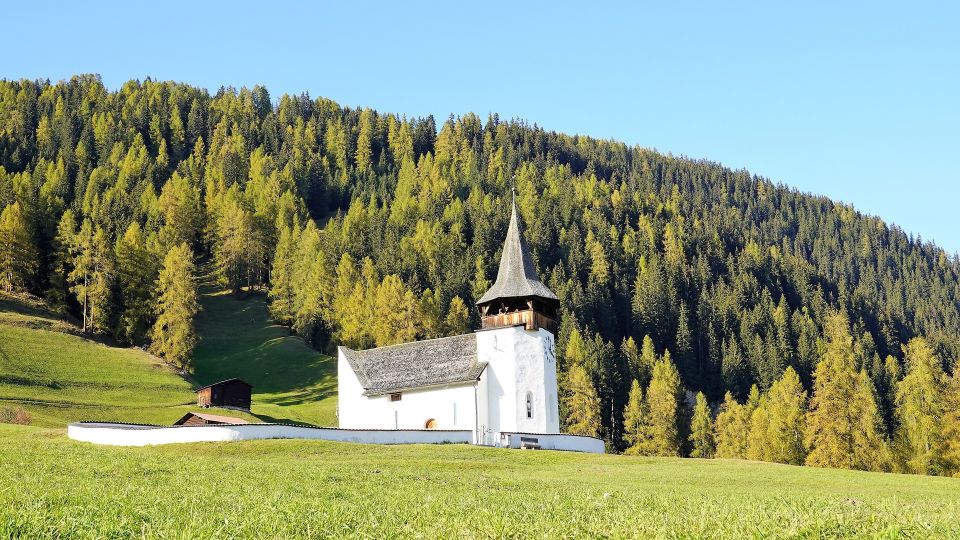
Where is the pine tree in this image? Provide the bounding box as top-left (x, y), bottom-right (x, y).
top-left (0, 202), bottom-right (38, 292)
top-left (639, 354), bottom-right (682, 456)
top-left (894, 337), bottom-right (947, 475)
top-left (622, 379), bottom-right (646, 454)
top-left (805, 312), bottom-right (890, 471)
top-left (714, 392), bottom-right (750, 459)
top-left (151, 243), bottom-right (198, 369)
top-left (45, 209), bottom-right (76, 313)
top-left (563, 363), bottom-right (601, 438)
top-left (763, 366), bottom-right (807, 465)
top-left (689, 391), bottom-right (715, 458)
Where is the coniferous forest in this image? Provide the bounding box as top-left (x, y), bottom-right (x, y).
top-left (2, 75), bottom-right (960, 475)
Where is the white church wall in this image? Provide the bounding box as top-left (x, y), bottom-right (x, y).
top-left (475, 367), bottom-right (491, 445)
top-left (68, 422), bottom-right (473, 447)
top-left (338, 347), bottom-right (480, 431)
top-left (477, 326), bottom-right (560, 435)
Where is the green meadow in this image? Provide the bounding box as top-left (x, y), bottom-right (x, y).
top-left (3, 292), bottom-right (960, 538)
top-left (2, 423), bottom-right (960, 538)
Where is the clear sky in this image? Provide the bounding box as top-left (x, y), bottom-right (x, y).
top-left (3, 1), bottom-right (958, 253)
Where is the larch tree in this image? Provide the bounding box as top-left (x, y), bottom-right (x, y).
top-left (214, 196), bottom-right (264, 293)
top-left (746, 396), bottom-right (771, 462)
top-left (940, 364), bottom-right (960, 477)
top-left (114, 222), bottom-right (159, 344)
top-left (268, 222), bottom-right (297, 327)
top-left (151, 243), bottom-right (199, 370)
top-left (68, 221), bottom-right (114, 334)
top-left (689, 391), bottom-right (715, 458)
top-left (894, 337), bottom-right (947, 475)
top-left (444, 296), bottom-right (470, 336)
top-left (639, 354), bottom-right (682, 456)
top-left (763, 366), bottom-right (807, 465)
top-left (805, 312), bottom-right (890, 471)
top-left (563, 363), bottom-right (601, 438)
top-left (0, 202), bottom-right (38, 292)
top-left (714, 392), bottom-right (750, 459)
top-left (622, 379), bottom-right (646, 455)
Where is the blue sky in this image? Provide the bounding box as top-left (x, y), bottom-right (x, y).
top-left (4, 1), bottom-right (958, 253)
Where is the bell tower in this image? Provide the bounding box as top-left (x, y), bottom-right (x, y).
top-left (476, 197), bottom-right (559, 334)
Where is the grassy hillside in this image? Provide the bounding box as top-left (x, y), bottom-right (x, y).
top-left (0, 293), bottom-right (257, 427)
top-left (192, 284), bottom-right (336, 426)
top-left (2, 424), bottom-right (958, 538)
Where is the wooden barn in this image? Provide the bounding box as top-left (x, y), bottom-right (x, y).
top-left (174, 412), bottom-right (250, 426)
top-left (196, 378), bottom-right (253, 410)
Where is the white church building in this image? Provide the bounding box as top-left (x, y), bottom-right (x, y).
top-left (337, 200), bottom-right (603, 453)
top-left (64, 198), bottom-right (602, 452)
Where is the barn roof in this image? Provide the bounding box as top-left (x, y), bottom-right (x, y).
top-left (174, 412), bottom-right (250, 425)
top-left (196, 378), bottom-right (253, 391)
top-left (339, 333), bottom-right (486, 396)
top-left (476, 198), bottom-right (558, 306)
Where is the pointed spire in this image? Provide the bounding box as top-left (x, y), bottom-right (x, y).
top-left (476, 198), bottom-right (558, 306)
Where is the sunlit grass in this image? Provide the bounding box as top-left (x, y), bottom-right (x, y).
top-left (1, 424), bottom-right (958, 538)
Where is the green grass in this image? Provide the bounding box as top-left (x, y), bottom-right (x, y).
top-left (1, 424), bottom-right (959, 538)
top-left (192, 286), bottom-right (336, 426)
top-left (0, 292), bottom-right (260, 427)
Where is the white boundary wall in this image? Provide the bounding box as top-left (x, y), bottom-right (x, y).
top-left (67, 422), bottom-right (604, 453)
top-left (497, 432), bottom-right (605, 453)
top-left (68, 423), bottom-right (471, 447)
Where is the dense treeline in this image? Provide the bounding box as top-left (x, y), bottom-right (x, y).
top-left (1, 75), bottom-right (958, 474)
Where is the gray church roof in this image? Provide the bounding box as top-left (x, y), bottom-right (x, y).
top-left (339, 333), bottom-right (487, 396)
top-left (476, 198), bottom-right (558, 305)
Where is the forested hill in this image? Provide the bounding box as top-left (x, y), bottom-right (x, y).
top-left (1, 75), bottom-right (959, 448)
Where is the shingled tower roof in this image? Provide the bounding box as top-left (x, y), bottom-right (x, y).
top-left (477, 198), bottom-right (558, 306)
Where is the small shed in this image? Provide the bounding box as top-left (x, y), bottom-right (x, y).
top-left (174, 411), bottom-right (250, 426)
top-left (196, 378), bottom-right (253, 410)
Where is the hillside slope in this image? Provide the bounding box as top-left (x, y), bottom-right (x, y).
top-left (2, 424), bottom-right (958, 538)
top-left (0, 293), bottom-right (256, 426)
top-left (192, 283), bottom-right (336, 426)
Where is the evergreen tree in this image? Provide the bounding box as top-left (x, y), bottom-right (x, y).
top-left (689, 391), bottom-right (715, 458)
top-left (805, 312), bottom-right (890, 471)
top-left (563, 363), bottom-right (601, 438)
top-left (0, 202), bottom-right (38, 292)
top-left (622, 379), bottom-right (646, 455)
top-left (894, 337), bottom-right (947, 475)
top-left (151, 243), bottom-right (198, 369)
top-left (746, 396), bottom-right (771, 461)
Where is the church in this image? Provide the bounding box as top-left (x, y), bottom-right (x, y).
top-left (337, 198), bottom-right (570, 447)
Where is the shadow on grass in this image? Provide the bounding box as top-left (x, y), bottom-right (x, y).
top-left (191, 278), bottom-right (337, 408)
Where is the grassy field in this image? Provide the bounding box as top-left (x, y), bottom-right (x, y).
top-left (192, 285), bottom-right (336, 426)
top-left (0, 294), bottom-right (208, 426)
top-left (2, 423), bottom-right (959, 538)
top-left (4, 291), bottom-right (960, 538)
top-left (0, 282), bottom-right (334, 427)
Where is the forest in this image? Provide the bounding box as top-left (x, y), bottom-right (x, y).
top-left (1, 75), bottom-right (959, 475)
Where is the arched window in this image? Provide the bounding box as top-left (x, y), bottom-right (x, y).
top-left (425, 418), bottom-right (437, 429)
top-left (526, 392), bottom-right (534, 419)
